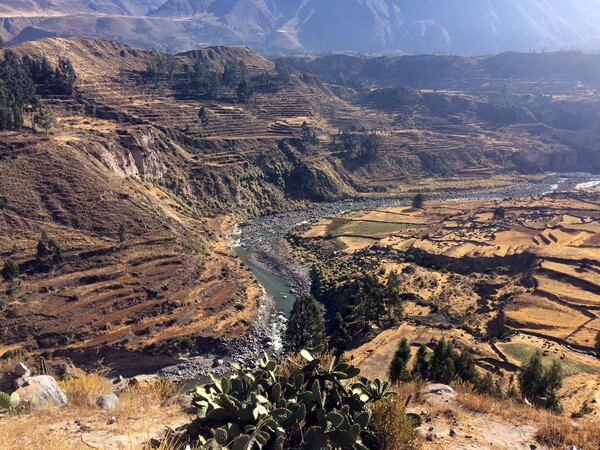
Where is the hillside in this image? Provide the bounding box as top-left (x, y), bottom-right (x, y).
top-left (4, 0), bottom-right (600, 54)
top-left (1, 37), bottom-right (600, 373)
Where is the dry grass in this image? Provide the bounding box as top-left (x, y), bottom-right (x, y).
top-left (367, 396), bottom-right (423, 450)
top-left (117, 379), bottom-right (178, 417)
top-left (454, 382), bottom-right (550, 425)
top-left (1, 374), bottom-right (187, 450)
top-left (57, 372), bottom-right (112, 408)
top-left (535, 417), bottom-right (600, 449)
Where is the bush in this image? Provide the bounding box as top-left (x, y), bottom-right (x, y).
top-left (412, 193), bottom-right (425, 209)
top-left (366, 396), bottom-right (423, 449)
top-left (1, 259), bottom-right (19, 282)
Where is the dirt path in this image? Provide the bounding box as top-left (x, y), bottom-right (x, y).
top-left (418, 393), bottom-right (545, 450)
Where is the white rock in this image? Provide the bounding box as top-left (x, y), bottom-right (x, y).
top-left (420, 384), bottom-right (457, 398)
top-left (96, 393), bottom-right (119, 410)
top-left (16, 375), bottom-right (67, 408)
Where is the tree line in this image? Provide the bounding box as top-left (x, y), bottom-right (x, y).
top-left (144, 53), bottom-right (293, 102)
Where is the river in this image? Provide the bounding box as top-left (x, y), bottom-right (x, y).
top-left (231, 172), bottom-right (600, 357)
top-left (159, 173), bottom-right (600, 381)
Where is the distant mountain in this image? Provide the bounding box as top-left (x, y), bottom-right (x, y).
top-left (4, 0), bottom-right (600, 54)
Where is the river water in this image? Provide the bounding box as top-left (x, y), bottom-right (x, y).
top-left (230, 172), bottom-right (600, 356)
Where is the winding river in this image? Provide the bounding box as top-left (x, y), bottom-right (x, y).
top-left (231, 173), bottom-right (600, 355)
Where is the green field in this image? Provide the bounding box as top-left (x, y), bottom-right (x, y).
top-left (499, 342), bottom-right (599, 376)
top-left (330, 220), bottom-right (414, 237)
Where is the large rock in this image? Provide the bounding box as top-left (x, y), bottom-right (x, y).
top-left (421, 384), bottom-right (457, 398)
top-left (129, 374), bottom-right (161, 386)
top-left (16, 375), bottom-right (67, 408)
top-left (96, 393), bottom-right (119, 410)
top-left (14, 362), bottom-right (29, 377)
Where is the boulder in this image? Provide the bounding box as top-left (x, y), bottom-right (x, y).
top-left (96, 393), bottom-right (119, 410)
top-left (14, 362), bottom-right (29, 377)
top-left (129, 374), bottom-right (161, 386)
top-left (421, 384), bottom-right (456, 398)
top-left (16, 375), bottom-right (67, 408)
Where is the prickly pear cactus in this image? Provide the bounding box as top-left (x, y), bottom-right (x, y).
top-left (0, 391), bottom-right (20, 414)
top-left (183, 347), bottom-right (392, 450)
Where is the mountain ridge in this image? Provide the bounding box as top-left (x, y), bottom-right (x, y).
top-left (4, 0), bottom-right (600, 54)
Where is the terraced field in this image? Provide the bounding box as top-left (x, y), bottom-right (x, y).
top-left (297, 189), bottom-right (600, 409)
top-left (4, 37), bottom-right (600, 375)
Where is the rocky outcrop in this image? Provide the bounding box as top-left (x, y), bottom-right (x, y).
top-left (16, 375), bottom-right (68, 408)
top-left (421, 384), bottom-right (457, 398)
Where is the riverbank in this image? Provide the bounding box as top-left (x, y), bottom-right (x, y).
top-left (155, 173), bottom-right (600, 382)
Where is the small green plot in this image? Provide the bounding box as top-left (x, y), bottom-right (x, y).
top-left (499, 342), bottom-right (599, 376)
top-left (333, 221), bottom-right (414, 237)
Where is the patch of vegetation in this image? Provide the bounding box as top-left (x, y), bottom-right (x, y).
top-left (285, 295), bottom-right (326, 353)
top-left (519, 351), bottom-right (563, 412)
top-left (176, 348), bottom-right (420, 449)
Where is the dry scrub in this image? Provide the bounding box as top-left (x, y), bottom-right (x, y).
top-left (1, 374), bottom-right (186, 450)
top-left (535, 417), bottom-right (600, 449)
top-left (57, 372), bottom-right (111, 408)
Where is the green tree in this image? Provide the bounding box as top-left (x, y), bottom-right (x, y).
top-left (274, 58), bottom-right (292, 83)
top-left (518, 351), bottom-right (563, 411)
top-left (476, 372), bottom-right (495, 395)
top-left (36, 231), bottom-right (63, 268)
top-left (1, 258), bottom-right (19, 282)
top-left (198, 106), bottom-right (208, 125)
top-left (360, 132), bottom-right (384, 161)
top-left (493, 206), bottom-right (506, 220)
top-left (0, 36), bottom-right (4, 50)
top-left (384, 270), bottom-right (403, 319)
top-left (428, 338), bottom-right (457, 384)
top-left (300, 121), bottom-right (319, 145)
top-left (236, 75), bottom-right (253, 102)
top-left (412, 344), bottom-right (430, 380)
top-left (164, 51), bottom-right (177, 79)
top-left (118, 224), bottom-right (126, 243)
top-left (222, 58), bottom-right (239, 87)
top-left (341, 128), bottom-right (356, 153)
top-left (388, 337), bottom-right (412, 384)
top-left (257, 70), bottom-right (272, 87)
top-left (412, 193), bottom-right (425, 209)
top-left (518, 350), bottom-right (545, 402)
top-left (54, 57), bottom-right (77, 94)
top-left (455, 348), bottom-right (479, 385)
top-left (330, 312), bottom-right (352, 351)
top-left (38, 107), bottom-right (55, 133)
top-left (285, 294), bottom-right (326, 353)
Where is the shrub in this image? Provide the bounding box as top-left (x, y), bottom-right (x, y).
top-left (366, 396), bottom-right (422, 449)
top-left (1, 259), bottom-right (19, 282)
top-left (412, 193), bottom-right (425, 209)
